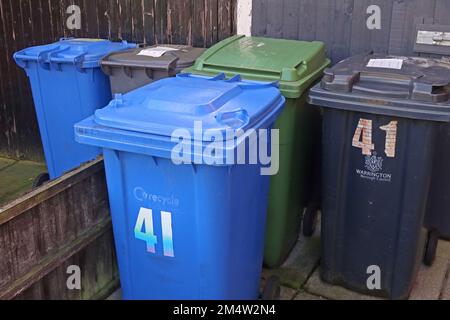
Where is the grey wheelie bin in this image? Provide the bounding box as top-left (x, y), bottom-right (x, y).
top-left (309, 54), bottom-right (450, 299)
top-left (100, 44), bottom-right (205, 94)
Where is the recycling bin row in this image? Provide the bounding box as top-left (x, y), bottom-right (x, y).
top-left (14, 35), bottom-right (450, 300)
top-left (15, 36), bottom-right (331, 272)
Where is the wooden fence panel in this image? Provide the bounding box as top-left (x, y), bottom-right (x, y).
top-left (0, 159), bottom-right (118, 300)
top-left (252, 0), bottom-right (450, 63)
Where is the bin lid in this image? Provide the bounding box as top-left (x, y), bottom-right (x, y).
top-left (184, 35), bottom-right (331, 98)
top-left (100, 45), bottom-right (206, 71)
top-left (14, 38), bottom-right (136, 69)
top-left (309, 54), bottom-right (450, 121)
top-left (92, 74), bottom-right (285, 141)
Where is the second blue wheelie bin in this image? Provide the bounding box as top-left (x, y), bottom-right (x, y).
top-left (423, 120), bottom-right (450, 265)
top-left (74, 74), bottom-right (285, 300)
top-left (14, 38), bottom-right (135, 181)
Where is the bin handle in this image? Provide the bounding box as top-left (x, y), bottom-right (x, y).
top-left (47, 46), bottom-right (72, 70)
top-left (36, 46), bottom-right (71, 70)
top-left (412, 81), bottom-right (450, 103)
top-left (14, 51), bottom-right (32, 69)
top-left (226, 75), bottom-right (242, 83)
top-left (13, 50), bottom-right (53, 69)
top-left (177, 73), bottom-right (227, 81)
top-left (323, 69), bottom-right (422, 97)
top-left (100, 50), bottom-right (125, 75)
top-left (207, 73), bottom-right (227, 81)
top-left (48, 49), bottom-right (87, 72)
top-left (355, 70), bottom-right (449, 102)
top-left (73, 52), bottom-right (88, 73)
top-left (323, 68), bottom-right (450, 103)
top-left (101, 58), bottom-right (179, 78)
top-left (215, 108), bottom-right (250, 129)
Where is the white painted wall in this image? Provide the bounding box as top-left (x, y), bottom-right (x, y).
top-left (236, 0), bottom-right (252, 36)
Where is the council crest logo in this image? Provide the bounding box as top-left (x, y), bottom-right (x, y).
top-left (365, 152), bottom-right (383, 173)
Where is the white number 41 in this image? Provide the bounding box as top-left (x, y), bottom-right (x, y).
top-left (352, 118), bottom-right (398, 158)
top-left (134, 208), bottom-right (175, 257)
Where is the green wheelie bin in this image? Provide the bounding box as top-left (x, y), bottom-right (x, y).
top-left (183, 35), bottom-right (330, 268)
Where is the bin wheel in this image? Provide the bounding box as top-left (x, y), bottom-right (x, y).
top-left (32, 173), bottom-right (50, 189)
top-left (262, 276), bottom-right (281, 301)
top-left (303, 205), bottom-right (319, 238)
top-left (424, 229), bottom-right (439, 266)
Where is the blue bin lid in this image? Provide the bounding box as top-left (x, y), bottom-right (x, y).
top-left (75, 74), bottom-right (285, 160)
top-left (14, 38), bottom-right (136, 70)
top-left (94, 74), bottom-right (285, 140)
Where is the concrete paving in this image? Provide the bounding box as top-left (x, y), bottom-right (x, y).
top-left (273, 223), bottom-right (450, 301)
top-left (409, 241), bottom-right (450, 300)
top-left (106, 219), bottom-right (450, 301)
top-left (262, 231), bottom-right (321, 290)
top-left (441, 271), bottom-right (450, 300)
top-left (107, 289), bottom-right (123, 301)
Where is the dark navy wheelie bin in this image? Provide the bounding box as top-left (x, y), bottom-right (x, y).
top-left (309, 54), bottom-right (450, 299)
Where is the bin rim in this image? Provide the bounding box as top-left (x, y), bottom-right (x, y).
top-left (310, 54), bottom-right (450, 122)
top-left (75, 95), bottom-right (285, 164)
top-left (100, 45), bottom-right (206, 74)
top-left (13, 38), bottom-right (136, 70)
top-left (308, 83), bottom-right (450, 122)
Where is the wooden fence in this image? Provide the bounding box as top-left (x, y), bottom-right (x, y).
top-left (0, 158), bottom-right (118, 300)
top-left (252, 0), bottom-right (450, 63)
top-left (0, 0), bottom-right (236, 162)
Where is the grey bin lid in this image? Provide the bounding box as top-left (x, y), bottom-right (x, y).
top-left (309, 53), bottom-right (450, 122)
top-left (100, 44), bottom-right (206, 73)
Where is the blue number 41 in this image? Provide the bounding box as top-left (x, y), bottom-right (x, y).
top-left (134, 207), bottom-right (175, 257)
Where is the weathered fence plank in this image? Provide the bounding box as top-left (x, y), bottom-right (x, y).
top-left (350, 0), bottom-right (393, 56)
top-left (388, 0), bottom-right (436, 56)
top-left (252, 0), bottom-right (447, 63)
top-left (0, 159), bottom-right (118, 300)
top-left (433, 0), bottom-right (450, 25)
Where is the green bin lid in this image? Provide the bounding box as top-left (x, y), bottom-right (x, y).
top-left (184, 35), bottom-right (331, 98)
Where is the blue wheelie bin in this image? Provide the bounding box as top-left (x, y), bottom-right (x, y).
top-left (75, 74), bottom-right (285, 300)
top-left (14, 38), bottom-right (135, 181)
